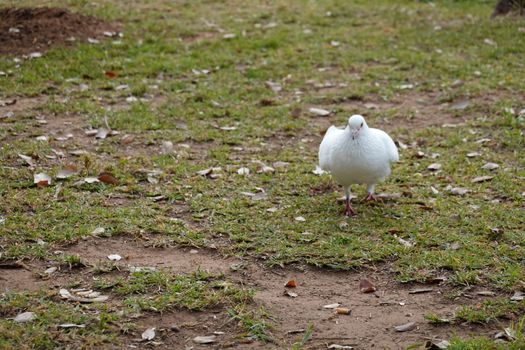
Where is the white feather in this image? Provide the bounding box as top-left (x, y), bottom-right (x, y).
top-left (318, 115), bottom-right (398, 190)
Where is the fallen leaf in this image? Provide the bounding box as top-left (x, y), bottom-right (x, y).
top-left (19, 154), bottom-right (36, 167)
top-left (13, 311), bottom-right (36, 323)
top-left (510, 291), bottom-right (524, 301)
top-left (28, 52), bottom-right (43, 59)
top-left (59, 288), bottom-right (109, 303)
top-left (472, 176), bottom-right (493, 183)
top-left (56, 165), bottom-right (78, 179)
top-left (44, 266), bottom-right (57, 275)
top-left (69, 150), bottom-right (88, 156)
top-left (475, 138), bottom-right (491, 144)
top-left (484, 38), bottom-right (496, 46)
top-left (450, 100), bottom-right (470, 110)
top-left (424, 340), bottom-right (451, 349)
top-left (408, 288), bottom-right (433, 294)
top-left (104, 70), bottom-right (117, 78)
top-left (95, 127), bottom-right (110, 139)
top-left (107, 254), bottom-right (122, 261)
top-left (477, 291), bottom-right (496, 296)
top-left (285, 280), bottom-right (297, 288)
top-left (323, 303), bottom-right (341, 309)
top-left (395, 235), bottom-right (414, 248)
top-left (328, 345), bottom-right (353, 349)
top-left (446, 186), bottom-right (469, 196)
top-left (309, 107), bottom-right (331, 116)
top-left (481, 162), bottom-right (499, 170)
top-left (427, 163), bottom-right (442, 171)
top-left (265, 80), bottom-right (282, 93)
top-left (284, 290), bottom-right (298, 298)
top-left (400, 82), bottom-right (416, 89)
top-left (237, 167), bottom-right (250, 175)
top-left (84, 177), bottom-right (100, 184)
top-left (335, 307), bottom-right (351, 315)
top-left (218, 125), bottom-right (237, 131)
top-left (359, 279), bottom-right (376, 293)
top-left (161, 141), bottom-right (173, 154)
top-left (59, 323), bottom-right (86, 328)
top-left (295, 216), bottom-right (306, 222)
top-left (98, 172), bottom-right (119, 185)
top-left (273, 161), bottom-right (290, 169)
top-left (121, 134), bottom-right (135, 144)
top-left (193, 335), bottom-right (216, 344)
top-left (142, 327), bottom-right (156, 341)
top-left (467, 151), bottom-right (481, 158)
top-left (394, 321), bottom-right (416, 332)
top-left (223, 33), bottom-right (236, 39)
top-left (34, 173), bottom-right (52, 187)
top-left (286, 329), bottom-right (305, 335)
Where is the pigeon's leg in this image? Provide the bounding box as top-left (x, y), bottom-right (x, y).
top-left (344, 187), bottom-right (357, 216)
top-left (363, 184), bottom-right (381, 202)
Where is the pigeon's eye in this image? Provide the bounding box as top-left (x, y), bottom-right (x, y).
top-left (360, 122), bottom-right (363, 127)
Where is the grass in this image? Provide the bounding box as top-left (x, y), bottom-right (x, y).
top-left (1, 0), bottom-right (525, 348)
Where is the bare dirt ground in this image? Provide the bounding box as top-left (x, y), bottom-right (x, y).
top-left (1, 235), bottom-right (503, 349)
top-left (0, 7), bottom-right (116, 55)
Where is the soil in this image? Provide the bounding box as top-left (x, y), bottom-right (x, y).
top-left (0, 235), bottom-right (504, 349)
top-left (0, 7), bottom-right (116, 55)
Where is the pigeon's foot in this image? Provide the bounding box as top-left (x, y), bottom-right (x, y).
top-left (363, 193), bottom-right (381, 202)
top-left (344, 202), bottom-right (357, 216)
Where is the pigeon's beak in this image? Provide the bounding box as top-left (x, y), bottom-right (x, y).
top-left (351, 129), bottom-right (359, 140)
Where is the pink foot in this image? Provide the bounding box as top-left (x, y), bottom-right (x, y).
top-left (344, 201), bottom-right (357, 216)
top-left (363, 193), bottom-right (381, 202)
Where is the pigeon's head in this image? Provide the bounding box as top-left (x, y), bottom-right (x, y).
top-left (347, 115), bottom-right (368, 140)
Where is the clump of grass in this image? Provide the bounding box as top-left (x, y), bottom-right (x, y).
top-left (456, 299), bottom-right (525, 324)
top-left (228, 306), bottom-right (273, 343)
top-left (115, 269), bottom-right (254, 312)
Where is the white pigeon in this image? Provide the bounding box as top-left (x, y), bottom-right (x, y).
top-left (318, 114), bottom-right (399, 216)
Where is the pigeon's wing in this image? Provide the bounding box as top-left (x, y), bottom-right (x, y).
top-left (371, 128), bottom-right (399, 162)
top-left (318, 125), bottom-right (343, 171)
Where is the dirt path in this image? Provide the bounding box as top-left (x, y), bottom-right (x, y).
top-left (1, 235), bottom-right (500, 349)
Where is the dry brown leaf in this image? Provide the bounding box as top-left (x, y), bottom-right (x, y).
top-left (472, 176), bottom-right (493, 183)
top-left (104, 70), bottom-right (117, 78)
top-left (285, 280), bottom-right (297, 288)
top-left (359, 279), bottom-right (376, 293)
top-left (34, 173), bottom-right (52, 187)
top-left (98, 172), bottom-right (119, 185)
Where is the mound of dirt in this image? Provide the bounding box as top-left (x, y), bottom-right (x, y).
top-left (0, 7), bottom-right (116, 55)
